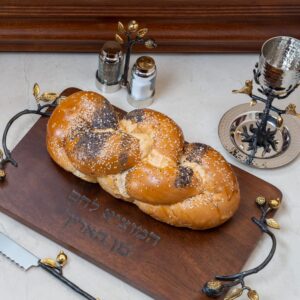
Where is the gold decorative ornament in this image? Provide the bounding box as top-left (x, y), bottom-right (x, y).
top-left (207, 280), bottom-right (222, 290)
top-left (0, 169), bottom-right (6, 180)
top-left (40, 258), bottom-right (58, 268)
top-left (56, 250), bottom-right (68, 266)
top-left (137, 28), bottom-right (148, 38)
top-left (203, 279), bottom-right (224, 297)
top-left (247, 289), bottom-right (259, 300)
top-left (285, 103), bottom-right (300, 118)
top-left (276, 115), bottom-right (283, 127)
top-left (127, 20), bottom-right (139, 32)
top-left (266, 218), bottom-right (280, 229)
top-left (250, 99), bottom-right (257, 107)
top-left (117, 21), bottom-right (125, 34)
top-left (268, 198), bottom-right (281, 209)
top-left (115, 33), bottom-right (124, 45)
top-left (33, 83), bottom-right (40, 99)
top-left (0, 149), bottom-right (6, 180)
top-left (224, 287), bottom-right (243, 300)
top-left (232, 80), bottom-right (253, 96)
top-left (33, 83), bottom-right (59, 103)
top-left (256, 196), bottom-right (266, 206)
top-left (38, 92), bottom-right (59, 103)
top-left (41, 250), bottom-right (68, 269)
top-left (144, 38), bottom-right (157, 49)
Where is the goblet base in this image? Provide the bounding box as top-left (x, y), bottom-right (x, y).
top-left (218, 103), bottom-right (300, 168)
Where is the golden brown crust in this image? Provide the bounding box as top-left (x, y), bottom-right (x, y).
top-left (120, 109), bottom-right (184, 163)
top-left (47, 91), bottom-right (121, 181)
top-left (47, 91), bottom-right (240, 230)
top-left (135, 190), bottom-right (240, 230)
top-left (134, 144), bottom-right (240, 229)
top-left (126, 163), bottom-right (202, 205)
top-left (65, 130), bottom-right (141, 177)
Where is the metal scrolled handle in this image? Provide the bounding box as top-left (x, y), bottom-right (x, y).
top-left (39, 251), bottom-right (100, 300)
top-left (202, 196), bottom-right (281, 299)
top-left (39, 262), bottom-right (100, 300)
top-left (0, 83), bottom-right (62, 181)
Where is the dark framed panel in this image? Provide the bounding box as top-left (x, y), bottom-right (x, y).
top-left (1, 0), bottom-right (300, 52)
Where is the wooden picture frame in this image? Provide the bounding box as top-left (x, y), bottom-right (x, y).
top-left (1, 0), bottom-right (300, 53)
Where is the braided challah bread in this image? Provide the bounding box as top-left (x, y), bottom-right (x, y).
top-left (47, 91), bottom-right (240, 229)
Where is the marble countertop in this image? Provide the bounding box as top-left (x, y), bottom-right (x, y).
top-left (0, 53), bottom-right (299, 300)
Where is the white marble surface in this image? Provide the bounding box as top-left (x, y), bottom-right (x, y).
top-left (0, 53), bottom-right (299, 300)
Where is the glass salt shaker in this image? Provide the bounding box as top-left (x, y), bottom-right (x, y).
top-left (127, 56), bottom-right (157, 108)
top-left (96, 41), bottom-right (123, 93)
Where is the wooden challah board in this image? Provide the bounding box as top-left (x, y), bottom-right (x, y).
top-left (0, 89), bottom-right (281, 300)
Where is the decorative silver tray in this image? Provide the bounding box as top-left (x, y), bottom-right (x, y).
top-left (219, 103), bottom-right (300, 168)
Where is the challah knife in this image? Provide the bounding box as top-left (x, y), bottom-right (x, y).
top-left (0, 232), bottom-right (100, 300)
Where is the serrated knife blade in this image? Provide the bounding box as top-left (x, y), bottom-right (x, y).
top-left (0, 232), bottom-right (99, 300)
top-left (0, 232), bottom-right (39, 270)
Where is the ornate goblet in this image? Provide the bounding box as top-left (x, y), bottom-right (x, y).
top-left (219, 36), bottom-right (300, 168)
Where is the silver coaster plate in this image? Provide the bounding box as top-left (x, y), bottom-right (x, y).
top-left (218, 103), bottom-right (300, 169)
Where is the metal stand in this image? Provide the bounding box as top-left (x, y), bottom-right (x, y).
top-left (231, 63), bottom-right (299, 166)
top-left (114, 21), bottom-right (157, 88)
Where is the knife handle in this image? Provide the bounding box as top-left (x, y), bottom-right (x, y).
top-left (39, 261), bottom-right (99, 300)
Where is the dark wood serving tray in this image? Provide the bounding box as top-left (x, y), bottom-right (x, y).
top-left (0, 89), bottom-right (281, 300)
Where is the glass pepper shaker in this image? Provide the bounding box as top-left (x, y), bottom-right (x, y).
top-left (127, 56), bottom-right (157, 108)
top-left (96, 41), bottom-right (123, 93)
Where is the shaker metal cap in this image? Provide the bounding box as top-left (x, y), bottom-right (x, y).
top-left (100, 41), bottom-right (123, 62)
top-left (135, 56), bottom-right (156, 76)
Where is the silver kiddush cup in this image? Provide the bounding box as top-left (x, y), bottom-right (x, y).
top-left (96, 41), bottom-right (123, 93)
top-left (127, 56), bottom-right (156, 108)
top-left (257, 36), bottom-right (300, 94)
